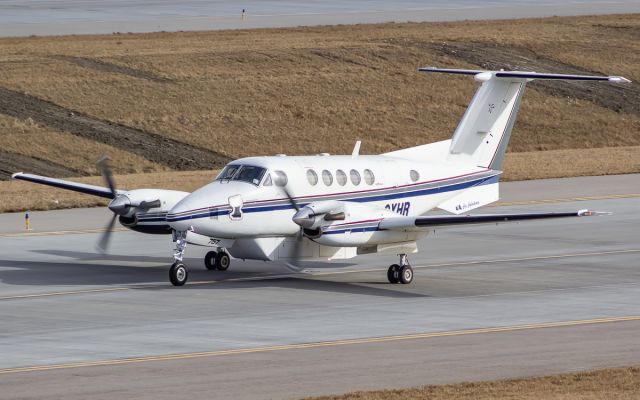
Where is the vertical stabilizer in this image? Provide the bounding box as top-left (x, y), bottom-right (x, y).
top-left (448, 78), bottom-right (525, 169)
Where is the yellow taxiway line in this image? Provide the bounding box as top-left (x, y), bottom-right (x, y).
top-left (0, 248), bottom-right (638, 302)
top-left (0, 315), bottom-right (638, 375)
top-left (0, 193), bottom-right (638, 238)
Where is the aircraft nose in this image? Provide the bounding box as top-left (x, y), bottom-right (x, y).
top-left (166, 197), bottom-right (201, 232)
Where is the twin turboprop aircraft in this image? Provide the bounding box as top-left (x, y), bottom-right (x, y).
top-left (12, 67), bottom-right (629, 286)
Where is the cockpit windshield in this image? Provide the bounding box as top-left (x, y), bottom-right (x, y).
top-left (215, 164), bottom-right (267, 186)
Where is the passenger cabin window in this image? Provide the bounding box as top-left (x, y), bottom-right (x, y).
top-left (273, 170), bottom-right (288, 187)
top-left (336, 169), bottom-right (347, 186)
top-left (410, 170), bottom-right (420, 182)
top-left (322, 170), bottom-right (333, 186)
top-left (215, 164), bottom-right (266, 186)
top-left (350, 169), bottom-right (361, 185)
top-left (307, 169), bottom-right (318, 186)
top-left (363, 169), bottom-right (375, 185)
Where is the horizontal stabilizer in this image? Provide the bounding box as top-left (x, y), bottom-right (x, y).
top-left (419, 67), bottom-right (631, 83)
top-left (11, 172), bottom-right (119, 199)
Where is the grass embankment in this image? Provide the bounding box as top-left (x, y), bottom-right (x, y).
top-left (0, 14), bottom-right (638, 211)
top-left (2, 145), bottom-right (639, 213)
top-left (305, 366), bottom-right (640, 400)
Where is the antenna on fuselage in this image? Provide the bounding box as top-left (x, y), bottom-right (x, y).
top-left (351, 140), bottom-right (361, 158)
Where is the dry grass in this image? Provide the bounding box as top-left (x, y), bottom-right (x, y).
top-left (0, 14), bottom-right (638, 165)
top-left (0, 170), bottom-right (213, 213)
top-left (502, 146), bottom-right (640, 181)
top-left (0, 114), bottom-right (164, 175)
top-left (305, 366), bottom-right (640, 400)
top-left (1, 146), bottom-right (639, 213)
top-left (0, 15), bottom-right (639, 212)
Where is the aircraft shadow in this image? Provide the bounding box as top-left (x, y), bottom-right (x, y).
top-left (0, 258), bottom-right (428, 299)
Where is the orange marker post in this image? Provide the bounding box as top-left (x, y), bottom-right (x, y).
top-left (25, 211), bottom-right (32, 231)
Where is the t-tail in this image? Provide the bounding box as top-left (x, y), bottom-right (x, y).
top-left (419, 67), bottom-right (631, 170)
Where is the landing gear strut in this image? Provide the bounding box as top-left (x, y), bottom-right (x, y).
top-left (387, 253), bottom-right (413, 284)
top-left (204, 250), bottom-right (231, 271)
top-left (170, 231), bottom-right (189, 286)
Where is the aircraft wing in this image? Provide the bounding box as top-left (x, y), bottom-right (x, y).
top-left (11, 172), bottom-right (120, 199)
top-left (378, 210), bottom-right (608, 232)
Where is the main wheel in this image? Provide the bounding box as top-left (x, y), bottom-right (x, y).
top-left (398, 265), bottom-right (413, 284)
top-left (215, 252), bottom-right (231, 271)
top-left (169, 262), bottom-right (188, 286)
top-left (387, 264), bottom-right (400, 284)
top-left (204, 251), bottom-right (217, 270)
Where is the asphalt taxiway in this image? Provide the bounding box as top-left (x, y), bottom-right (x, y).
top-left (0, 174), bottom-right (638, 399)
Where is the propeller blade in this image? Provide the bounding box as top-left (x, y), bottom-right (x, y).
top-left (282, 186), bottom-right (299, 212)
top-left (96, 156), bottom-right (117, 199)
top-left (96, 213), bottom-right (118, 254)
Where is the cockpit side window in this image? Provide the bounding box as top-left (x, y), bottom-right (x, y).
top-left (234, 165), bottom-right (266, 185)
top-left (215, 164), bottom-right (266, 186)
top-left (263, 173), bottom-right (273, 186)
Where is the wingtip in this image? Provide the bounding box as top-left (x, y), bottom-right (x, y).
top-left (578, 209), bottom-right (612, 216)
top-left (608, 76), bottom-right (631, 84)
top-left (11, 172), bottom-right (23, 179)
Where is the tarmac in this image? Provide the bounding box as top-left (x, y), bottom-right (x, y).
top-left (0, 174), bottom-right (639, 399)
top-left (1, 0), bottom-right (639, 37)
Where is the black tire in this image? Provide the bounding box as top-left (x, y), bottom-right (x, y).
top-left (215, 252), bottom-right (231, 271)
top-left (204, 251), bottom-right (217, 270)
top-left (169, 262), bottom-right (188, 286)
top-left (399, 265), bottom-right (413, 284)
top-left (387, 264), bottom-right (400, 284)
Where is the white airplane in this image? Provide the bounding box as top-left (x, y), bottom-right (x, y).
top-left (12, 67), bottom-right (630, 286)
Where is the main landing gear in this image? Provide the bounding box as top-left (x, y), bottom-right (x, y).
top-left (204, 250), bottom-right (231, 271)
top-left (387, 253), bottom-right (413, 284)
top-left (169, 231), bottom-right (231, 286)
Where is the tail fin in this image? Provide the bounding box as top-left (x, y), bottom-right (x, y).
top-left (420, 68), bottom-right (631, 170)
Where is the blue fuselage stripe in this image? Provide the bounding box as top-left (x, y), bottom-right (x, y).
top-left (165, 175), bottom-right (498, 223)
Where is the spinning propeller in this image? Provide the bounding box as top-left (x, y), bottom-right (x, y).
top-left (95, 156), bottom-right (160, 253)
top-left (96, 156), bottom-right (120, 253)
top-left (282, 186), bottom-right (307, 271)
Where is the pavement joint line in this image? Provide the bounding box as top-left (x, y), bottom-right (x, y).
top-left (1, 248), bottom-right (637, 301)
top-left (0, 193), bottom-right (637, 238)
top-left (0, 315), bottom-right (638, 375)
top-left (0, 228), bottom-right (128, 238)
top-left (0, 287), bottom-right (129, 301)
top-left (492, 193), bottom-right (640, 207)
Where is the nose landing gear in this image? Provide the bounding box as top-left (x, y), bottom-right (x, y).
top-left (387, 253), bottom-right (413, 284)
top-left (170, 231), bottom-right (189, 286)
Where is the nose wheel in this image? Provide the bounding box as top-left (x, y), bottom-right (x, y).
top-left (169, 262), bottom-right (188, 286)
top-left (387, 254), bottom-right (413, 284)
top-left (204, 250), bottom-right (231, 271)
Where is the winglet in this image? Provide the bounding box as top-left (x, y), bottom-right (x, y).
top-left (577, 209), bottom-right (612, 216)
top-left (351, 140), bottom-right (361, 158)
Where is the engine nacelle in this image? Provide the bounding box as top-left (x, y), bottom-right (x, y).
top-left (292, 200), bottom-right (344, 230)
top-left (310, 202), bottom-right (426, 247)
top-left (112, 189), bottom-right (189, 234)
